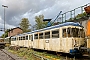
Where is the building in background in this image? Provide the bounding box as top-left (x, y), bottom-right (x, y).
top-left (8, 27), bottom-right (23, 37)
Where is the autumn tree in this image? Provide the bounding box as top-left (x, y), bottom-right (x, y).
top-left (35, 15), bottom-right (47, 29)
top-left (19, 18), bottom-right (31, 33)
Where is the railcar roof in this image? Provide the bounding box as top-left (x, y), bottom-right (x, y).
top-left (32, 22), bottom-right (83, 33)
top-left (17, 22), bottom-right (83, 36)
top-left (9, 22), bottom-right (83, 37)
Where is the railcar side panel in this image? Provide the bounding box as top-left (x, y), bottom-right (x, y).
top-left (38, 39), bottom-right (44, 49)
top-left (33, 39), bottom-right (38, 49)
top-left (24, 40), bottom-right (29, 47)
top-left (51, 38), bottom-right (60, 51)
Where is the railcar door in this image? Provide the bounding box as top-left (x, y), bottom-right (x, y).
top-left (38, 32), bottom-right (44, 49)
top-left (44, 31), bottom-right (50, 50)
top-left (28, 34), bottom-right (33, 48)
top-left (33, 33), bottom-right (38, 49)
top-left (24, 35), bottom-right (29, 47)
top-left (62, 27), bottom-right (72, 53)
top-left (31, 35), bottom-right (33, 48)
top-left (51, 29), bottom-right (60, 51)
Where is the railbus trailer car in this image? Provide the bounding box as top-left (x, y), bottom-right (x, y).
top-left (32, 22), bottom-right (85, 56)
top-left (11, 22), bottom-right (86, 56)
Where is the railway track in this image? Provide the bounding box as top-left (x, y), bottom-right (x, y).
top-left (0, 49), bottom-right (15, 60)
top-left (0, 49), bottom-right (26, 60)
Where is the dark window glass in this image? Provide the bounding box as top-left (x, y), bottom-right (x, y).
top-left (52, 30), bottom-right (59, 38)
top-left (14, 38), bottom-right (16, 41)
top-left (31, 35), bottom-right (33, 41)
top-left (34, 34), bottom-right (38, 39)
top-left (67, 28), bottom-right (71, 37)
top-left (62, 29), bottom-right (67, 37)
top-left (26, 35), bottom-right (28, 40)
top-left (19, 37), bottom-right (20, 40)
top-left (23, 36), bottom-right (25, 40)
top-left (39, 33), bottom-right (43, 39)
top-left (20, 37), bottom-right (23, 40)
top-left (45, 31), bottom-right (50, 39)
top-left (29, 35), bottom-right (30, 40)
top-left (80, 29), bottom-right (85, 38)
top-left (72, 28), bottom-right (79, 37)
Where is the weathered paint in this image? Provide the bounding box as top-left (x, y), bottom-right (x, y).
top-left (86, 20), bottom-right (90, 36)
top-left (87, 38), bottom-right (90, 48)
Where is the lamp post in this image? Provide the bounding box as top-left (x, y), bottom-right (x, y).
top-left (2, 5), bottom-right (8, 41)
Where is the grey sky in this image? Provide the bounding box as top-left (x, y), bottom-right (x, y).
top-left (0, 0), bottom-right (89, 36)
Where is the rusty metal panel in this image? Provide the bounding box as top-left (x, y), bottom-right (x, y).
top-left (84, 6), bottom-right (90, 14)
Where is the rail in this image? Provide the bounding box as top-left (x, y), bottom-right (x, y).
top-left (0, 49), bottom-right (16, 60)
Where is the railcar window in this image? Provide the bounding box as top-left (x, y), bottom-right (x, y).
top-left (63, 29), bottom-right (67, 37)
top-left (23, 36), bottom-right (25, 40)
top-left (17, 37), bottom-right (18, 40)
top-left (80, 29), bottom-right (85, 38)
top-left (20, 37), bottom-right (23, 40)
top-left (45, 31), bottom-right (50, 39)
top-left (19, 37), bottom-right (20, 40)
top-left (72, 28), bottom-right (79, 37)
top-left (67, 28), bottom-right (71, 37)
top-left (29, 35), bottom-right (30, 40)
top-left (11, 38), bottom-right (13, 41)
top-left (12, 38), bottom-right (15, 41)
top-left (34, 34), bottom-right (38, 39)
top-left (52, 30), bottom-right (59, 38)
top-left (31, 35), bottom-right (33, 41)
top-left (78, 29), bottom-right (80, 37)
top-left (14, 38), bottom-right (16, 41)
top-left (39, 33), bottom-right (43, 39)
top-left (26, 35), bottom-right (28, 40)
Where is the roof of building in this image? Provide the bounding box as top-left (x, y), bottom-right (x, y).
top-left (8, 27), bottom-right (22, 31)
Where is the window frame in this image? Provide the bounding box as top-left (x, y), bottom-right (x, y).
top-left (52, 29), bottom-right (59, 38)
top-left (39, 33), bottom-right (43, 39)
top-left (45, 31), bottom-right (50, 39)
top-left (34, 34), bottom-right (38, 39)
top-left (26, 35), bottom-right (28, 40)
top-left (62, 28), bottom-right (67, 38)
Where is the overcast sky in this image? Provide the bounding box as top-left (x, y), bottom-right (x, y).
top-left (0, 0), bottom-right (89, 36)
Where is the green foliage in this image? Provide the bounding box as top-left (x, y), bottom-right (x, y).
top-left (1, 29), bottom-right (9, 38)
top-left (75, 12), bottom-right (87, 19)
top-left (65, 12), bottom-right (87, 22)
top-left (19, 18), bottom-right (31, 33)
top-left (35, 15), bottom-right (47, 29)
top-left (9, 48), bottom-right (61, 60)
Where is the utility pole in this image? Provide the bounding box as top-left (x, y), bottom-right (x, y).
top-left (2, 5), bottom-right (8, 41)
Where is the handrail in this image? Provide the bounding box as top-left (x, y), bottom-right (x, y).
top-left (54, 3), bottom-right (90, 24)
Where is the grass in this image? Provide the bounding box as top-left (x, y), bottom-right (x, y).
top-left (8, 48), bottom-right (61, 60)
